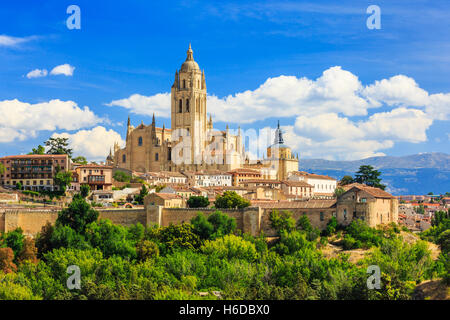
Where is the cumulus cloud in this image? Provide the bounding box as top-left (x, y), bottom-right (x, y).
top-left (104, 66), bottom-right (448, 160)
top-left (26, 69), bottom-right (48, 79)
top-left (0, 99), bottom-right (101, 143)
top-left (105, 93), bottom-right (171, 118)
top-left (52, 126), bottom-right (125, 161)
top-left (50, 64), bottom-right (75, 76)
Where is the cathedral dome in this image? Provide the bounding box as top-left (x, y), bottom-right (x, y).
top-left (180, 44), bottom-right (200, 72)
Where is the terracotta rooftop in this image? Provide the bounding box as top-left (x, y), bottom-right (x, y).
top-left (290, 171), bottom-right (336, 181)
top-left (154, 193), bottom-right (181, 200)
top-left (281, 180), bottom-right (313, 187)
top-left (240, 179), bottom-right (281, 184)
top-left (0, 154), bottom-right (68, 160)
top-left (343, 183), bottom-right (394, 199)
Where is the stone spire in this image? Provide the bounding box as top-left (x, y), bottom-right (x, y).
top-left (274, 120), bottom-right (284, 145)
top-left (126, 116), bottom-right (131, 137)
top-left (186, 43), bottom-right (193, 61)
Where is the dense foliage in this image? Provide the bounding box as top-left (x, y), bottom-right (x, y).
top-left (0, 197), bottom-right (446, 300)
top-left (214, 191), bottom-right (250, 209)
top-left (187, 196), bottom-right (210, 208)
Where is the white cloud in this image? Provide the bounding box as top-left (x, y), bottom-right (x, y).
top-left (50, 64), bottom-right (75, 76)
top-left (0, 34), bottom-right (35, 47)
top-left (104, 66), bottom-right (448, 160)
top-left (0, 99), bottom-right (101, 143)
top-left (106, 66), bottom-right (450, 123)
top-left (106, 93), bottom-right (171, 118)
top-left (52, 126), bottom-right (125, 161)
top-left (26, 69), bottom-right (48, 79)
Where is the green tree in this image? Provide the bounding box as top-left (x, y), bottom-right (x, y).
top-left (354, 165), bottom-right (386, 190)
top-left (72, 156), bottom-right (88, 165)
top-left (3, 228), bottom-right (25, 261)
top-left (45, 137), bottom-right (73, 157)
top-left (339, 175), bottom-right (354, 186)
top-left (85, 220), bottom-right (137, 259)
top-left (187, 196), bottom-right (210, 208)
top-left (269, 210), bottom-right (296, 233)
top-left (201, 234), bottom-right (258, 262)
top-left (134, 185), bottom-right (148, 205)
top-left (215, 191), bottom-right (250, 209)
top-left (113, 171), bottom-right (132, 182)
top-left (15, 182), bottom-right (22, 190)
top-left (56, 197), bottom-right (99, 234)
top-left (53, 168), bottom-right (72, 192)
top-left (80, 184), bottom-right (90, 198)
top-left (28, 145), bottom-right (45, 155)
top-left (136, 240), bottom-right (159, 261)
top-left (324, 216), bottom-right (338, 236)
top-left (334, 187), bottom-right (346, 197)
top-left (191, 211), bottom-right (237, 240)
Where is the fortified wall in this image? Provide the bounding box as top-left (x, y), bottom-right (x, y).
top-left (0, 196), bottom-right (398, 238)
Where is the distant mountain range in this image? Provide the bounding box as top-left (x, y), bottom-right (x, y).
top-left (299, 152), bottom-right (450, 196)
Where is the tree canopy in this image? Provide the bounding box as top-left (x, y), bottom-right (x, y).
top-left (28, 145), bottom-right (45, 155)
top-left (214, 191), bottom-right (250, 209)
top-left (354, 165), bottom-right (386, 190)
top-left (45, 137), bottom-right (73, 157)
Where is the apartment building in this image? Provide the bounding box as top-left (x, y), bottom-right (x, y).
top-left (71, 164), bottom-right (113, 191)
top-left (0, 154), bottom-right (69, 191)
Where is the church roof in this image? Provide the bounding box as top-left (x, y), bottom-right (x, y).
top-left (180, 44), bottom-right (200, 72)
top-left (269, 120), bottom-right (290, 149)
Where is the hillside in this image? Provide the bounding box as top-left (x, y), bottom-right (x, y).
top-left (299, 152), bottom-right (450, 195)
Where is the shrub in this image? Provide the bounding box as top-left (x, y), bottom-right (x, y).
top-left (201, 234), bottom-right (258, 262)
top-left (269, 210), bottom-right (296, 234)
top-left (187, 196), bottom-right (210, 208)
top-left (215, 191), bottom-right (250, 209)
top-left (136, 240), bottom-right (160, 261)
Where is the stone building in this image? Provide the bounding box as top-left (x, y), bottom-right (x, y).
top-left (109, 45), bottom-right (245, 173)
top-left (337, 183), bottom-right (398, 227)
top-left (260, 121), bottom-right (299, 181)
top-left (0, 154), bottom-right (69, 191)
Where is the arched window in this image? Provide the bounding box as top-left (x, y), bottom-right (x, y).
top-left (186, 99), bottom-right (190, 112)
top-left (138, 137), bottom-right (143, 146)
top-left (155, 153), bottom-right (159, 161)
top-left (122, 155), bottom-right (126, 163)
top-left (179, 99), bottom-right (182, 113)
top-left (183, 79), bottom-right (186, 88)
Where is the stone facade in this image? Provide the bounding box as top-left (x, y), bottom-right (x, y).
top-left (1, 184), bottom-right (398, 237)
top-left (109, 45), bottom-right (244, 173)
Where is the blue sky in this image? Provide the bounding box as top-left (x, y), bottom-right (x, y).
top-left (0, 0), bottom-right (449, 161)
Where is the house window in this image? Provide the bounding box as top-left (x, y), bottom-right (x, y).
top-left (138, 137), bottom-right (143, 146)
top-left (186, 99), bottom-right (190, 112)
top-left (344, 209), bottom-right (347, 220)
top-left (155, 153), bottom-right (159, 161)
top-left (320, 212), bottom-right (324, 221)
top-left (183, 79), bottom-right (186, 88)
top-left (122, 155), bottom-right (126, 163)
top-left (179, 99), bottom-right (182, 113)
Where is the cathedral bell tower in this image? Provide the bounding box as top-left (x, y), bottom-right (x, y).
top-left (171, 44), bottom-right (207, 165)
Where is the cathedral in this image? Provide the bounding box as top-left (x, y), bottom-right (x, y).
top-left (107, 45), bottom-right (299, 178)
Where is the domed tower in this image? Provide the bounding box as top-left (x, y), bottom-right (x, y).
top-left (171, 44), bottom-right (207, 165)
top-left (266, 121), bottom-right (299, 180)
